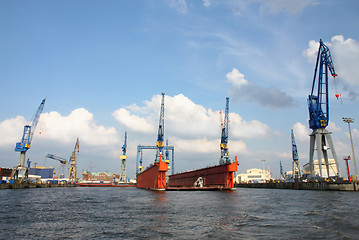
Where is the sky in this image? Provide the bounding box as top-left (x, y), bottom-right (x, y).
top-left (1, 0), bottom-right (359, 179)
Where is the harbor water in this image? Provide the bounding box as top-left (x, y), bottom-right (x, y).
top-left (0, 187), bottom-right (358, 239)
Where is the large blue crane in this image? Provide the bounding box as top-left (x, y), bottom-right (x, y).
top-left (307, 39), bottom-right (340, 178)
top-left (12, 97), bottom-right (47, 180)
top-left (308, 39), bottom-right (337, 130)
top-left (156, 93), bottom-right (165, 162)
top-left (219, 97), bottom-right (230, 164)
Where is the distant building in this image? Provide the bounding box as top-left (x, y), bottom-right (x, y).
top-left (0, 168), bottom-right (12, 180)
top-left (303, 159), bottom-right (339, 178)
top-left (82, 172), bottom-right (120, 183)
top-left (29, 167), bottom-right (54, 179)
top-left (235, 168), bottom-right (272, 183)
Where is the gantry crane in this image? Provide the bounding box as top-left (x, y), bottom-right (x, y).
top-left (219, 97), bottom-right (230, 164)
top-left (119, 131), bottom-right (127, 182)
top-left (68, 138), bottom-right (79, 182)
top-left (308, 39), bottom-right (340, 178)
top-left (11, 97), bottom-right (47, 180)
top-left (291, 129), bottom-right (302, 180)
top-left (45, 154), bottom-right (68, 178)
top-left (155, 93), bottom-right (165, 163)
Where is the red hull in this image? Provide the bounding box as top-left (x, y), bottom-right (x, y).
top-left (168, 158), bottom-right (238, 190)
top-left (76, 183), bottom-right (135, 187)
top-left (136, 159), bottom-right (168, 190)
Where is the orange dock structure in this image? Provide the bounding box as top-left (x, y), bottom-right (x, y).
top-left (136, 156), bottom-right (169, 191)
top-left (167, 157), bottom-right (238, 190)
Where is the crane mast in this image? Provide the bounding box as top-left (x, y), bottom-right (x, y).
top-left (308, 39), bottom-right (337, 130)
top-left (156, 93), bottom-right (165, 163)
top-left (68, 138), bottom-right (79, 182)
top-left (219, 97), bottom-right (230, 164)
top-left (119, 131), bottom-right (127, 182)
top-left (12, 97), bottom-right (47, 180)
top-left (219, 97), bottom-right (229, 164)
top-left (291, 129), bottom-right (302, 180)
top-left (307, 39), bottom-right (340, 178)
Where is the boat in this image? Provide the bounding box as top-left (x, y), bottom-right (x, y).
top-left (136, 156), bottom-right (168, 191)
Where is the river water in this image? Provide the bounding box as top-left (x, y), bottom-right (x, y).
top-left (0, 187), bottom-right (358, 239)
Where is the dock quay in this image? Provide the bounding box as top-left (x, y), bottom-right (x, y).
top-left (0, 183), bottom-right (75, 190)
top-left (236, 181), bottom-right (359, 191)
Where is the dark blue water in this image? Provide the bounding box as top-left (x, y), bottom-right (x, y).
top-left (0, 187), bottom-right (358, 239)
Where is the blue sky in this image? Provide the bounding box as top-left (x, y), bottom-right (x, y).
top-left (1, 0), bottom-right (359, 179)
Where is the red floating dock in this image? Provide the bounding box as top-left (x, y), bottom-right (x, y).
top-left (136, 157), bottom-right (168, 191)
top-left (167, 157), bottom-right (238, 190)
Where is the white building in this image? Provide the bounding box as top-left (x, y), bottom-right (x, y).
top-left (303, 158), bottom-right (339, 178)
top-left (235, 168), bottom-right (272, 183)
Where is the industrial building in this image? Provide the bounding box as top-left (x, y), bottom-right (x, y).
top-left (82, 172), bottom-right (120, 183)
top-left (303, 159), bottom-right (339, 178)
top-left (236, 168), bottom-right (272, 183)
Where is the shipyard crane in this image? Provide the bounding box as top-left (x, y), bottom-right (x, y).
top-left (119, 131), bottom-right (127, 182)
top-left (291, 129), bottom-right (302, 180)
top-left (280, 161), bottom-right (285, 180)
top-left (11, 97), bottom-right (47, 180)
top-left (45, 154), bottom-right (68, 178)
top-left (219, 97), bottom-right (230, 164)
top-left (308, 39), bottom-right (340, 178)
top-left (155, 93), bottom-right (165, 163)
top-left (68, 138), bottom-right (79, 182)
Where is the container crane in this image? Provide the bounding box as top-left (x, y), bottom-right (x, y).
top-left (11, 97), bottom-right (47, 180)
top-left (155, 93), bottom-right (165, 163)
top-left (308, 39), bottom-right (340, 178)
top-left (219, 97), bottom-right (230, 164)
top-left (291, 129), bottom-right (302, 180)
top-left (119, 131), bottom-right (127, 182)
top-left (68, 138), bottom-right (79, 182)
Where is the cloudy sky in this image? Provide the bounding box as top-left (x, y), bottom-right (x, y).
top-left (1, 0), bottom-right (359, 179)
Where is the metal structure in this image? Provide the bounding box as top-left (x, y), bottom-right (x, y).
top-left (308, 39), bottom-right (340, 178)
top-left (291, 129), bottom-right (302, 180)
top-left (68, 138), bottom-right (79, 182)
top-left (45, 154), bottom-right (68, 178)
top-left (11, 97), bottom-right (47, 180)
top-left (219, 97), bottom-right (230, 164)
top-left (119, 131), bottom-right (128, 182)
top-left (280, 161), bottom-right (285, 179)
top-left (136, 145), bottom-right (174, 175)
top-left (343, 117), bottom-right (358, 180)
top-left (156, 93), bottom-right (165, 163)
top-left (343, 156), bottom-right (352, 182)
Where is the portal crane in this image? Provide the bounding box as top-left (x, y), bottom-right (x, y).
top-left (119, 131), bottom-right (127, 182)
top-left (11, 97), bottom-right (47, 180)
top-left (45, 154), bottom-right (68, 178)
top-left (291, 129), bottom-right (302, 180)
top-left (155, 93), bottom-right (165, 163)
top-left (68, 138), bottom-right (79, 182)
top-left (308, 39), bottom-right (340, 178)
top-left (219, 97), bottom-right (230, 164)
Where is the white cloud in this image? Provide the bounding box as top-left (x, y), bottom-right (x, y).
top-left (292, 122), bottom-right (310, 142)
top-left (168, 0), bottom-right (188, 15)
top-left (112, 108), bottom-right (155, 134)
top-left (202, 0), bottom-right (211, 7)
top-left (226, 68), bottom-right (296, 109)
top-left (37, 108), bottom-right (119, 146)
top-left (0, 116), bottom-right (27, 147)
top-left (255, 0), bottom-right (315, 15)
top-left (303, 35), bottom-right (359, 100)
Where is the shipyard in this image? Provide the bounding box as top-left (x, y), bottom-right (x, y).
top-left (1, 1), bottom-right (359, 239)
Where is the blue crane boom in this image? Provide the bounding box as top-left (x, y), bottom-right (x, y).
top-left (220, 97), bottom-right (230, 164)
top-left (291, 129), bottom-right (299, 162)
top-left (15, 97), bottom-right (47, 152)
top-left (46, 154), bottom-right (67, 165)
top-left (12, 97), bottom-right (47, 180)
top-left (308, 39), bottom-right (337, 130)
top-left (156, 93), bottom-right (165, 162)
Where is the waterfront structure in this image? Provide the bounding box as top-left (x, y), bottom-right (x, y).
top-left (82, 172), bottom-right (120, 183)
top-left (303, 159), bottom-right (339, 178)
top-left (236, 168), bottom-right (272, 183)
